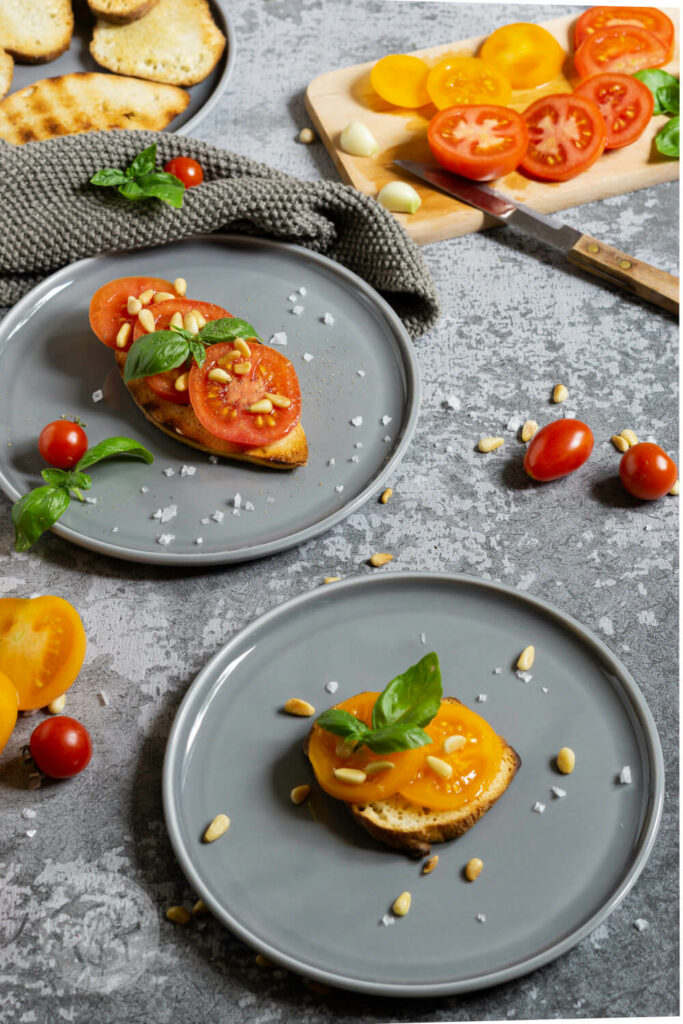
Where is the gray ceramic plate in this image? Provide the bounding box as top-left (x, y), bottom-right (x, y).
top-left (8, 0), bottom-right (234, 135)
top-left (162, 572), bottom-right (664, 997)
top-left (0, 236), bottom-right (420, 564)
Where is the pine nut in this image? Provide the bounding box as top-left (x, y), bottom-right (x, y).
top-left (174, 373), bottom-right (189, 392)
top-left (517, 645), bottom-right (535, 671)
top-left (248, 399), bottom-right (274, 414)
top-left (364, 760), bottom-right (395, 775)
top-left (170, 311), bottom-right (184, 330)
top-left (443, 734), bottom-right (466, 754)
top-left (192, 899), bottom-right (208, 916)
top-left (465, 857), bottom-right (483, 881)
top-left (324, 576), bottom-right (341, 584)
top-left (426, 755), bottom-right (452, 779)
top-left (333, 767), bottom-right (367, 784)
top-left (290, 784), bottom-right (312, 804)
top-left (265, 393), bottom-right (292, 409)
top-left (556, 747), bottom-right (575, 774)
top-left (670, 479), bottom-right (680, 495)
top-left (203, 813), bottom-right (231, 842)
top-left (380, 488), bottom-right (393, 504)
top-left (174, 277), bottom-right (187, 296)
top-left (392, 891), bottom-right (412, 916)
top-left (153, 291), bottom-right (175, 303)
top-left (208, 368), bottom-right (231, 383)
top-left (478, 437), bottom-right (504, 452)
top-left (192, 309), bottom-right (207, 329)
top-left (47, 694), bottom-right (66, 714)
top-left (284, 698), bottom-right (315, 716)
top-left (299, 127), bottom-right (315, 144)
top-left (183, 312), bottom-right (199, 335)
top-left (620, 429), bottom-right (638, 447)
top-left (139, 289), bottom-right (155, 306)
top-left (369, 552), bottom-right (393, 567)
top-left (166, 906), bottom-right (191, 925)
top-left (612, 434), bottom-right (629, 453)
top-left (115, 322), bottom-right (131, 349)
top-left (234, 338), bottom-right (251, 358)
top-left (233, 361), bottom-right (251, 375)
top-left (137, 308), bottom-right (155, 333)
top-left (126, 295), bottom-right (142, 315)
top-left (422, 855), bottom-right (439, 875)
top-left (256, 953), bottom-right (275, 969)
top-left (521, 419), bottom-right (538, 442)
top-left (553, 384), bottom-right (568, 403)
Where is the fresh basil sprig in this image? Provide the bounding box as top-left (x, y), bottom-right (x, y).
top-left (633, 68), bottom-right (679, 116)
top-left (124, 317), bottom-right (260, 384)
top-left (315, 652), bottom-right (443, 754)
top-left (656, 115), bottom-right (680, 158)
top-left (90, 144), bottom-right (186, 209)
top-left (12, 436), bottom-right (154, 552)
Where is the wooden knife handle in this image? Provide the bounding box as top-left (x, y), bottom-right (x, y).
top-left (568, 234), bottom-right (679, 317)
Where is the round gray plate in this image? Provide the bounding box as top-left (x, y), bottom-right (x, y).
top-left (162, 572), bottom-right (664, 997)
top-left (0, 236), bottom-right (420, 564)
top-left (8, 0), bottom-right (235, 136)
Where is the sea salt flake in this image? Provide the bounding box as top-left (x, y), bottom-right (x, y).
top-left (634, 918), bottom-right (649, 931)
top-left (327, 458), bottom-right (336, 466)
top-left (303, 352), bottom-right (314, 362)
top-left (619, 765), bottom-right (632, 785)
top-left (233, 508), bottom-right (240, 516)
top-left (209, 455), bottom-right (219, 464)
top-left (445, 394), bottom-right (460, 411)
top-left (180, 465), bottom-right (196, 477)
top-left (152, 504), bottom-right (177, 524)
top-left (506, 415), bottom-right (522, 432)
top-left (564, 409), bottom-right (577, 419)
top-left (157, 534), bottom-right (175, 546)
top-left (335, 485), bottom-right (344, 493)
top-left (269, 332), bottom-right (288, 346)
top-left (322, 312), bottom-right (335, 326)
top-left (245, 501), bottom-right (255, 512)
top-left (21, 808), bottom-right (36, 820)
top-left (354, 442), bottom-right (363, 449)
top-left (266, 496), bottom-right (275, 503)
top-left (516, 670), bottom-right (533, 683)
top-left (476, 694), bottom-right (487, 703)
top-left (84, 496), bottom-right (98, 504)
top-left (140, 486), bottom-right (149, 494)
top-left (201, 517), bottom-right (210, 525)
top-left (195, 537), bottom-right (204, 545)
top-left (98, 691), bottom-right (110, 706)
top-left (298, 286), bottom-right (307, 296)
top-left (475, 913), bottom-right (486, 923)
top-left (25, 829), bottom-right (37, 838)
top-left (351, 416), bottom-right (363, 427)
top-left (291, 305), bottom-right (304, 316)
top-left (381, 415), bottom-right (392, 426)
top-left (288, 292), bottom-right (298, 302)
top-left (419, 632), bottom-right (427, 645)
top-left (350, 455), bottom-right (360, 463)
top-left (325, 681), bottom-right (339, 694)
top-left (532, 801), bottom-right (546, 814)
top-left (232, 493), bottom-right (242, 510)
top-left (383, 436), bottom-right (392, 443)
top-left (493, 667), bottom-right (502, 675)
top-left (111, 527), bottom-right (119, 534)
top-left (91, 389), bottom-right (103, 403)
top-left (380, 913), bottom-right (396, 927)
top-left (163, 467), bottom-right (175, 477)
top-left (551, 786), bottom-right (567, 799)
top-left (211, 510), bottom-right (224, 523)
top-left (541, 686), bottom-right (549, 693)
top-left (357, 369), bottom-right (366, 377)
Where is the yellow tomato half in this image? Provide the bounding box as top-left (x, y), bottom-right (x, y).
top-left (480, 23), bottom-right (566, 90)
top-left (0, 671), bottom-right (19, 756)
top-left (370, 54), bottom-right (431, 108)
top-left (426, 56), bottom-right (512, 110)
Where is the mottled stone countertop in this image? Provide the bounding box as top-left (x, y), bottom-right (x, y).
top-left (0, 3), bottom-right (678, 1022)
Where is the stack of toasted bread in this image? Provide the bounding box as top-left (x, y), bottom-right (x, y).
top-left (0, 0), bottom-right (225, 143)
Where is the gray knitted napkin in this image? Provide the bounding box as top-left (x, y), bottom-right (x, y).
top-left (0, 131), bottom-right (439, 337)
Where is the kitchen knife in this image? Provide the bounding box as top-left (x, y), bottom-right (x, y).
top-left (394, 159), bottom-right (679, 317)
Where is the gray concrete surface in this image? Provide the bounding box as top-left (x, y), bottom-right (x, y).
top-left (0, 2), bottom-right (678, 1021)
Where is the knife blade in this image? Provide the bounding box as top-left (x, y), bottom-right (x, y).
top-left (394, 158), bottom-right (679, 317)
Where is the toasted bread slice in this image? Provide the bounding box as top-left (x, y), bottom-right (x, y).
top-left (90, 0), bottom-right (226, 86)
top-left (114, 352), bottom-right (308, 469)
top-left (0, 50), bottom-right (12, 99)
top-left (0, 0), bottom-right (73, 63)
top-left (0, 73), bottom-right (189, 144)
top-left (87, 0), bottom-right (160, 23)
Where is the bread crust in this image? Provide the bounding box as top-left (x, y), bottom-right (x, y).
top-left (114, 351), bottom-right (308, 469)
top-left (87, 0), bottom-right (161, 24)
top-left (0, 50), bottom-right (13, 99)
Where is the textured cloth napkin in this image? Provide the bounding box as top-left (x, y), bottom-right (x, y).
top-left (0, 131), bottom-right (439, 337)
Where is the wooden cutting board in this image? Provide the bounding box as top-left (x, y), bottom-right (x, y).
top-left (305, 11), bottom-right (680, 245)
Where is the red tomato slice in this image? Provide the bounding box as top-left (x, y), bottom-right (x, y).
top-left (520, 93), bottom-right (607, 182)
top-left (427, 105), bottom-right (529, 181)
top-left (574, 26), bottom-right (671, 79)
top-left (574, 73), bottom-right (654, 149)
top-left (189, 341), bottom-right (301, 447)
top-left (574, 6), bottom-right (675, 54)
top-left (89, 276), bottom-right (179, 350)
top-left (131, 299), bottom-right (230, 405)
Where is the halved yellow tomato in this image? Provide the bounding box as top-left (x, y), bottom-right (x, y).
top-left (427, 56), bottom-right (511, 110)
top-left (480, 23), bottom-right (566, 89)
top-left (0, 671), bottom-right (19, 756)
top-left (370, 54), bottom-right (431, 108)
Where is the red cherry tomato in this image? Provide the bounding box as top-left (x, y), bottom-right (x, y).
top-left (574, 26), bottom-right (671, 79)
top-left (574, 73), bottom-right (654, 150)
top-left (521, 94), bottom-right (607, 182)
top-left (619, 442), bottom-right (678, 500)
top-left (163, 157), bottom-right (204, 188)
top-left (524, 419), bottom-right (594, 481)
top-left (29, 716), bottom-right (92, 779)
top-left (38, 420), bottom-right (88, 469)
top-left (427, 105), bottom-right (529, 182)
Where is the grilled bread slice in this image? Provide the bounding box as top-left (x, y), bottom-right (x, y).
top-left (87, 0), bottom-right (160, 23)
top-left (114, 352), bottom-right (308, 469)
top-left (0, 50), bottom-right (12, 99)
top-left (0, 73), bottom-right (189, 144)
top-left (90, 0), bottom-right (226, 86)
top-left (0, 0), bottom-right (73, 63)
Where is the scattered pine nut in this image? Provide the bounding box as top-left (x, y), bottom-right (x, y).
top-left (299, 127), bottom-right (315, 144)
top-left (174, 277), bottom-right (187, 296)
top-left (422, 855), bottom-right (439, 875)
top-left (284, 698), bottom-right (315, 717)
top-left (620, 429), bottom-right (638, 447)
top-left (138, 308), bottom-right (155, 333)
top-left (611, 434), bottom-right (629, 453)
top-left (443, 734), bottom-right (466, 754)
top-left (192, 899), bottom-right (208, 916)
top-left (369, 552), bottom-right (393, 567)
top-left (465, 857), bottom-right (483, 881)
top-left (556, 747), bottom-right (575, 775)
top-left (670, 480), bottom-right (680, 495)
top-left (174, 373), bottom-right (189, 392)
top-left (426, 755), bottom-right (452, 779)
top-left (203, 813), bottom-right (231, 843)
top-left (290, 784), bottom-right (312, 804)
top-left (139, 289), bottom-right (155, 306)
top-left (256, 953), bottom-right (276, 969)
top-left (380, 488), bottom-right (393, 504)
top-left (115, 322), bottom-right (131, 349)
top-left (364, 760), bottom-right (395, 775)
top-left (333, 767), bottom-right (367, 784)
top-left (478, 437), bottom-right (504, 453)
top-left (166, 905), bottom-right (191, 925)
top-left (126, 295), bottom-right (142, 315)
top-left (517, 645), bottom-right (535, 671)
top-left (553, 384), bottom-right (568, 403)
top-left (392, 891), bottom-right (412, 917)
top-left (47, 694), bottom-right (66, 714)
top-left (521, 419), bottom-right (538, 442)
top-left (323, 576), bottom-right (341, 584)
top-left (233, 361), bottom-right (251, 375)
top-left (153, 291), bottom-right (175, 303)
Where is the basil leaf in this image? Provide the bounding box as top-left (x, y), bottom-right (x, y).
top-left (372, 652), bottom-right (442, 731)
top-left (41, 468), bottom-right (68, 486)
top-left (91, 168), bottom-right (129, 187)
top-left (314, 709), bottom-right (371, 744)
top-left (128, 143), bottom-right (157, 178)
top-left (198, 318), bottom-right (260, 343)
top-left (189, 340), bottom-right (207, 367)
top-left (75, 437), bottom-right (154, 472)
top-left (657, 83), bottom-right (680, 116)
top-left (124, 332), bottom-right (190, 382)
top-left (633, 69), bottom-right (680, 114)
top-left (12, 485), bottom-right (71, 552)
top-left (134, 172), bottom-right (185, 209)
top-left (64, 471), bottom-right (92, 492)
top-left (364, 724), bottom-right (433, 754)
top-left (118, 179), bottom-right (148, 201)
top-left (655, 115), bottom-right (680, 158)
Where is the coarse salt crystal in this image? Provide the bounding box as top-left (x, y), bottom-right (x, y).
top-left (140, 486), bottom-right (149, 494)
top-left (493, 667), bottom-right (502, 675)
top-left (163, 468), bottom-right (175, 477)
top-left (245, 501), bottom-right (255, 511)
top-left (564, 409), bottom-right (576, 419)
top-left (233, 508), bottom-right (240, 517)
top-left (541, 686), bottom-right (549, 693)
top-left (619, 765), bottom-right (632, 785)
top-left (91, 389), bottom-right (103, 403)
top-left (180, 465), bottom-right (196, 477)
top-left (288, 292), bottom-right (298, 302)
top-left (506, 415), bottom-right (522, 432)
top-left (357, 369), bottom-right (366, 377)
top-left (269, 332), bottom-right (288, 346)
top-left (335, 485), bottom-right (344, 494)
top-left (152, 504), bottom-right (177, 524)
top-left (354, 442), bottom-right (363, 449)
top-left (322, 312), bottom-right (335, 326)
top-left (381, 415), bottom-right (392, 426)
top-left (291, 305), bottom-right (304, 316)
top-left (475, 913), bottom-right (486, 923)
top-left (420, 632), bottom-right (427, 644)
top-left (634, 918), bottom-right (649, 931)
top-left (209, 455), bottom-right (219, 464)
top-left (111, 527), bottom-right (119, 534)
top-left (445, 394), bottom-right (460, 411)
top-left (516, 670), bottom-right (533, 683)
top-left (380, 913), bottom-right (396, 927)
top-left (195, 537), bottom-right (204, 545)
top-left (551, 786), bottom-right (567, 799)
top-left (383, 435), bottom-right (392, 443)
top-left (157, 534), bottom-right (175, 546)
top-left (298, 286), bottom-right (307, 296)
top-left (532, 801), bottom-right (546, 814)
top-left (84, 496), bottom-right (97, 504)
top-left (303, 352), bottom-right (314, 362)
top-left (98, 691), bottom-right (110, 706)
top-left (211, 510), bottom-right (224, 523)
top-left (350, 455), bottom-right (359, 463)
top-left (232, 493), bottom-right (242, 510)
top-left (266, 496), bottom-right (275, 503)
top-left (25, 829), bottom-right (37, 838)
top-left (21, 808), bottom-right (36, 819)
top-left (201, 517), bottom-right (210, 525)
top-left (351, 416), bottom-right (363, 427)
top-left (327, 458), bottom-right (336, 466)
top-left (325, 681), bottom-right (339, 693)
top-left (476, 694), bottom-right (487, 703)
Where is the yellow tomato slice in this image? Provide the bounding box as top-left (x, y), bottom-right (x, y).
top-left (480, 23), bottom-right (565, 90)
top-left (370, 54), bottom-right (431, 108)
top-left (426, 56), bottom-right (512, 110)
top-left (398, 699), bottom-right (505, 811)
top-left (0, 597), bottom-right (86, 710)
top-left (0, 670), bottom-right (19, 756)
